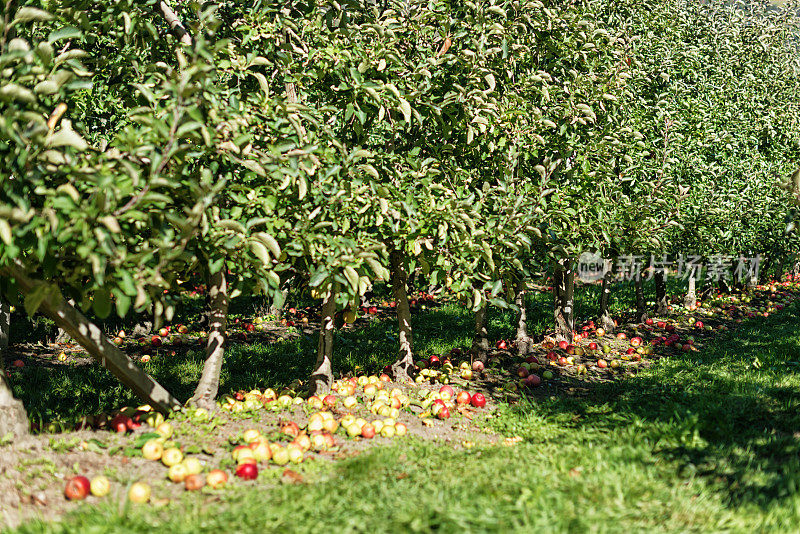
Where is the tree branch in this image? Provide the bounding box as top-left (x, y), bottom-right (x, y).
top-left (158, 1), bottom-right (192, 46)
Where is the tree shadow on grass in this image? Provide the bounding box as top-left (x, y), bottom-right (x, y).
top-left (507, 304), bottom-right (800, 511)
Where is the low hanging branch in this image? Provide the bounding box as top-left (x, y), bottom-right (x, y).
top-left (2, 262), bottom-right (181, 414)
top-left (158, 0), bottom-right (192, 46)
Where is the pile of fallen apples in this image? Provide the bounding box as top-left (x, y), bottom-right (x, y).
top-left (61, 370), bottom-right (489, 505)
top-left (496, 282), bottom-right (799, 392)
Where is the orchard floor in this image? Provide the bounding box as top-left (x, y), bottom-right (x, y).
top-left (6, 283), bottom-right (800, 532)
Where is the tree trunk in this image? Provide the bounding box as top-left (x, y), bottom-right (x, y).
top-left (268, 288), bottom-right (289, 318)
top-left (634, 277), bottom-right (648, 322)
top-left (553, 259), bottom-right (574, 342)
top-left (54, 299), bottom-right (74, 343)
top-left (3, 263), bottom-right (180, 413)
top-left (654, 270), bottom-right (668, 315)
top-left (0, 299), bottom-right (27, 438)
top-left (310, 287), bottom-right (336, 395)
top-left (158, 1), bottom-right (192, 45)
top-left (759, 255), bottom-right (772, 284)
top-left (683, 274), bottom-right (697, 308)
top-left (0, 300), bottom-right (8, 350)
top-left (389, 249), bottom-right (414, 382)
top-left (514, 282), bottom-right (534, 354)
top-left (598, 260), bottom-right (615, 331)
top-left (471, 301), bottom-right (489, 364)
top-left (188, 269), bottom-right (229, 410)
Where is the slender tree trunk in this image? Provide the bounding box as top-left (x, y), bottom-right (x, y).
top-left (188, 269), bottom-right (229, 410)
top-left (634, 277), bottom-right (648, 322)
top-left (0, 300), bottom-right (8, 350)
top-left (514, 282), bottom-right (534, 354)
top-left (757, 255), bottom-right (771, 284)
top-left (54, 299), bottom-right (74, 343)
top-left (310, 287), bottom-right (337, 395)
top-left (553, 259), bottom-right (574, 342)
top-left (268, 288), bottom-right (289, 318)
top-left (158, 1), bottom-right (192, 45)
top-left (598, 259), bottom-right (615, 331)
top-left (2, 263), bottom-right (180, 413)
top-left (0, 359), bottom-right (28, 438)
top-left (719, 278), bottom-right (732, 294)
top-left (472, 301), bottom-right (489, 364)
top-left (389, 249), bottom-right (414, 381)
top-left (654, 271), bottom-right (668, 315)
top-left (683, 274), bottom-right (697, 308)
top-left (0, 298), bottom-right (26, 437)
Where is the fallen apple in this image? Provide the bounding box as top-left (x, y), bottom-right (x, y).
top-left (64, 476), bottom-right (91, 501)
top-left (184, 474), bottom-right (205, 491)
top-left (128, 482), bottom-right (151, 503)
top-left (90, 476), bottom-right (110, 497)
top-left (471, 393), bottom-right (486, 408)
top-left (235, 462), bottom-right (258, 480)
top-left (206, 469), bottom-right (228, 489)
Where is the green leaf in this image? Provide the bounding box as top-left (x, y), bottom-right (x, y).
top-left (0, 83), bottom-right (35, 103)
top-left (92, 288), bottom-right (112, 319)
top-left (249, 240), bottom-right (270, 266)
top-left (398, 98), bottom-right (412, 123)
top-left (12, 7), bottom-right (53, 25)
top-left (47, 127), bottom-right (89, 151)
top-left (48, 27), bottom-right (82, 43)
top-left (309, 269), bottom-right (328, 287)
top-left (343, 266), bottom-right (360, 292)
top-left (114, 291), bottom-right (131, 318)
top-left (24, 283), bottom-right (51, 316)
top-left (0, 219), bottom-right (12, 246)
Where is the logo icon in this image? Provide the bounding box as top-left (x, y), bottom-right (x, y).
top-left (577, 252), bottom-right (607, 282)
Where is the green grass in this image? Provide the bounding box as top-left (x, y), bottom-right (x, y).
top-left (11, 283), bottom-right (800, 532)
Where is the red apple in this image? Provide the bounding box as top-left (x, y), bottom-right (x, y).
top-left (517, 366), bottom-right (529, 378)
top-left (281, 421), bottom-right (300, 437)
top-left (616, 332), bottom-right (627, 340)
top-left (471, 393), bottom-right (486, 408)
top-left (184, 474), bottom-right (205, 491)
top-left (64, 476), bottom-right (91, 501)
top-left (472, 361), bottom-right (484, 372)
top-left (437, 407), bottom-right (451, 419)
top-left (206, 469), bottom-right (228, 489)
top-left (557, 357), bottom-right (568, 366)
top-left (456, 391), bottom-right (471, 404)
top-left (546, 351), bottom-right (557, 361)
top-left (597, 359), bottom-right (608, 368)
top-left (524, 374), bottom-right (541, 387)
top-left (630, 337), bottom-right (642, 348)
top-left (235, 462), bottom-right (258, 480)
top-left (439, 385), bottom-right (455, 399)
top-left (151, 336), bottom-right (162, 347)
top-left (558, 340), bottom-right (569, 350)
top-left (645, 318), bottom-right (654, 326)
top-left (361, 424), bottom-right (376, 439)
top-left (109, 414), bottom-right (131, 433)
